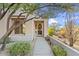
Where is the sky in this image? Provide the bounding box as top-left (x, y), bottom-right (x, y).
top-left (48, 12), bottom-right (79, 28)
top-left (48, 12), bottom-right (66, 27)
top-left (47, 4), bottom-right (79, 28)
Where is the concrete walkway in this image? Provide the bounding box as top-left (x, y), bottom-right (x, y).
top-left (33, 37), bottom-right (53, 56)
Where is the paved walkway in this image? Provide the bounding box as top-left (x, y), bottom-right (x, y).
top-left (33, 37), bottom-right (53, 56)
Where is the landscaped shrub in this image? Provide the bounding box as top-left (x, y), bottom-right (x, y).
top-left (8, 41), bottom-right (31, 56)
top-left (48, 27), bottom-right (55, 36)
top-left (52, 45), bottom-right (67, 56)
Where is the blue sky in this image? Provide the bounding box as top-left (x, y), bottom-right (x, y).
top-left (48, 12), bottom-right (66, 27)
top-left (48, 12), bottom-right (79, 27)
top-left (47, 4), bottom-right (79, 27)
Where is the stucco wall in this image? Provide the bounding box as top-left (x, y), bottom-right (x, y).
top-left (23, 20), bottom-right (33, 35)
top-left (0, 9), bottom-right (25, 38)
top-left (0, 11), bottom-right (11, 38)
top-left (44, 19), bottom-right (48, 37)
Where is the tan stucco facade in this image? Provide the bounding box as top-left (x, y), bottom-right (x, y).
top-left (23, 18), bottom-right (48, 37)
top-left (0, 10), bottom-right (48, 39)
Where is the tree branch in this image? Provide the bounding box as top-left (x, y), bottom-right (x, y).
top-left (7, 4), bottom-right (20, 31)
top-left (0, 3), bottom-right (15, 20)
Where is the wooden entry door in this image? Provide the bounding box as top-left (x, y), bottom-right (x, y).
top-left (34, 21), bottom-right (44, 36)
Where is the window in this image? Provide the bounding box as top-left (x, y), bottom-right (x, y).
top-left (14, 20), bottom-right (23, 34)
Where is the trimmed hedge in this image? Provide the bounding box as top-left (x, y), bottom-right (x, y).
top-left (8, 41), bottom-right (31, 56)
top-left (52, 45), bottom-right (67, 56)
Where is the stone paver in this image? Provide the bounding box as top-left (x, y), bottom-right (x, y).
top-left (33, 37), bottom-right (53, 56)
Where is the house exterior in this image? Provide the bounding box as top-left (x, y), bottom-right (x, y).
top-left (0, 10), bottom-right (48, 39)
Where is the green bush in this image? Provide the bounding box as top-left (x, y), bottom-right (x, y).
top-left (48, 27), bottom-right (55, 36)
top-left (52, 45), bottom-right (67, 56)
top-left (8, 41), bottom-right (31, 56)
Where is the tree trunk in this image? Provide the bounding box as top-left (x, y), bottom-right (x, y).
top-left (1, 23), bottom-right (15, 50)
top-left (7, 17), bottom-right (10, 31)
top-left (7, 4), bottom-right (20, 31)
top-left (69, 38), bottom-right (73, 46)
top-left (0, 3), bottom-right (15, 20)
top-left (7, 9), bottom-right (17, 31)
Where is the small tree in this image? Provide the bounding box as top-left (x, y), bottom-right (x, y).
top-left (48, 27), bottom-right (55, 36)
top-left (59, 28), bottom-right (66, 38)
top-left (65, 14), bottom-right (78, 46)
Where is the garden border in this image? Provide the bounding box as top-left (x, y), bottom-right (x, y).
top-left (48, 36), bottom-right (79, 56)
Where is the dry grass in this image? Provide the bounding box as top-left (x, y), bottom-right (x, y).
top-left (52, 35), bottom-right (79, 51)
